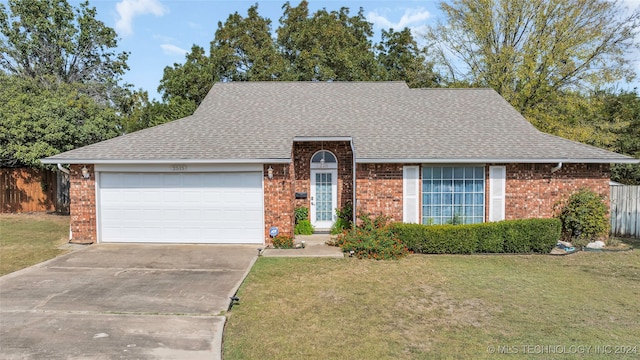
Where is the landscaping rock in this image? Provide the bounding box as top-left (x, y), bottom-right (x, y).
top-left (558, 240), bottom-right (573, 248)
top-left (586, 240), bottom-right (606, 249)
top-left (550, 247), bottom-right (568, 255)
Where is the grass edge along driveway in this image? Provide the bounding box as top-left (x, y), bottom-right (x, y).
top-left (1, 213), bottom-right (70, 276)
top-left (224, 251), bottom-right (640, 359)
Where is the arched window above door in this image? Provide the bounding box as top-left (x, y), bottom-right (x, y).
top-left (311, 150), bottom-right (337, 169)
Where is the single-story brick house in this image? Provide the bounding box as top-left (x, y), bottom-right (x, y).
top-left (42, 82), bottom-right (638, 244)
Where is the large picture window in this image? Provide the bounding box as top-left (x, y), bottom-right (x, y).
top-left (422, 166), bottom-right (485, 225)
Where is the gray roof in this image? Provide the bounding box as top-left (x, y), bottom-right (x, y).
top-left (42, 82), bottom-right (638, 164)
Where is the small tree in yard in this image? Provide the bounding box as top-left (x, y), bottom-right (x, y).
top-left (556, 189), bottom-right (609, 246)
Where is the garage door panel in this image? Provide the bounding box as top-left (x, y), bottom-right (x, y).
top-left (99, 172), bottom-right (263, 244)
top-left (141, 190), bottom-right (163, 201)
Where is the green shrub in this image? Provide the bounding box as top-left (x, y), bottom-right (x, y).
top-left (357, 212), bottom-right (391, 231)
top-left (336, 227), bottom-right (408, 260)
top-left (330, 202), bottom-right (353, 234)
top-left (555, 188), bottom-right (609, 246)
top-left (294, 207), bottom-right (309, 224)
top-left (390, 218), bottom-right (560, 254)
top-left (294, 220), bottom-right (314, 235)
top-left (334, 213), bottom-right (408, 260)
top-left (272, 234), bottom-right (294, 249)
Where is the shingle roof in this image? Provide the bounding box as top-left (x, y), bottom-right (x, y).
top-left (42, 82), bottom-right (637, 164)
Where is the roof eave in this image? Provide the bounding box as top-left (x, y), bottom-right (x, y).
top-left (356, 158), bottom-right (640, 164)
top-left (40, 158), bottom-right (292, 165)
top-left (293, 136), bottom-right (353, 142)
top-left (41, 157), bottom-right (639, 165)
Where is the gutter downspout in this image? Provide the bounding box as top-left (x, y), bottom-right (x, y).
top-left (350, 140), bottom-right (357, 227)
top-left (551, 162), bottom-right (563, 174)
top-left (57, 163), bottom-right (70, 175)
top-left (56, 164), bottom-right (72, 240)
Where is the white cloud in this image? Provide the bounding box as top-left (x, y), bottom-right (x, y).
top-left (367, 12), bottom-right (394, 29)
top-left (115, 0), bottom-right (167, 36)
top-left (367, 8), bottom-right (431, 30)
top-left (160, 44), bottom-right (188, 56)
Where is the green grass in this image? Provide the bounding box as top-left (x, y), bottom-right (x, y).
top-left (0, 213), bottom-right (70, 276)
top-left (224, 250), bottom-right (640, 359)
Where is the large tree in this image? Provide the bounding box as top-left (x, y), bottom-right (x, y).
top-left (603, 90), bottom-right (640, 184)
top-left (0, 74), bottom-right (120, 167)
top-left (277, 1), bottom-right (378, 81)
top-left (376, 28), bottom-right (440, 88)
top-left (426, 0), bottom-right (640, 113)
top-left (0, 0), bottom-right (129, 167)
top-left (0, 0), bottom-right (129, 102)
top-left (212, 4), bottom-right (286, 82)
top-left (154, 1), bottom-right (438, 128)
top-left (120, 90), bottom-right (197, 133)
top-left (158, 45), bottom-right (215, 108)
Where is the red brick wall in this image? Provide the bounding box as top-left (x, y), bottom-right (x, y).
top-left (355, 163), bottom-right (405, 222)
top-left (65, 161), bottom-right (608, 245)
top-left (69, 164), bottom-right (96, 244)
top-left (500, 163), bottom-right (610, 220)
top-left (292, 141), bottom-right (354, 213)
top-left (353, 163), bottom-right (609, 225)
top-left (263, 163), bottom-right (294, 243)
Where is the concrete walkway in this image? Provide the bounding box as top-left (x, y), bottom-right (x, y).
top-left (262, 234), bottom-right (344, 258)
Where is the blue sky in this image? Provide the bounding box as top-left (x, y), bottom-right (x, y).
top-left (28, 1), bottom-right (640, 99)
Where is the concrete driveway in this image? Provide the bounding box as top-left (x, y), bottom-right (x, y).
top-left (0, 244), bottom-right (258, 360)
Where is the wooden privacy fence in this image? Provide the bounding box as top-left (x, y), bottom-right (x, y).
top-left (610, 185), bottom-right (640, 238)
top-left (0, 167), bottom-right (69, 213)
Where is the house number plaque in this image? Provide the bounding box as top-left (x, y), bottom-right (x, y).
top-left (171, 164), bottom-right (187, 171)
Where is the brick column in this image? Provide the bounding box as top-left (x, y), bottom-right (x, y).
top-left (263, 163), bottom-right (294, 244)
top-left (69, 164), bottom-right (97, 244)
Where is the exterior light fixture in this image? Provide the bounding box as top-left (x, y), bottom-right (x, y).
top-left (81, 165), bottom-right (90, 179)
top-left (267, 166), bottom-right (274, 179)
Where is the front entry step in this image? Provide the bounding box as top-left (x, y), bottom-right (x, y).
top-left (262, 233), bottom-right (343, 258)
top-left (295, 233), bottom-right (331, 245)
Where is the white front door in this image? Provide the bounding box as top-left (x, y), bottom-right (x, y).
top-left (310, 169), bottom-right (337, 229)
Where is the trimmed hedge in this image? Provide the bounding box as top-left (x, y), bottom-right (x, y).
top-left (390, 218), bottom-right (561, 254)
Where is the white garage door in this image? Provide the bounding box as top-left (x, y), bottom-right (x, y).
top-left (98, 172), bottom-right (263, 244)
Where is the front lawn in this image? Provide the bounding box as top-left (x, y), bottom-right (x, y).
top-left (0, 213), bottom-right (70, 276)
top-left (224, 250), bottom-right (640, 359)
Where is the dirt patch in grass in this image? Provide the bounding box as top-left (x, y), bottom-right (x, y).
top-left (0, 213), bottom-right (70, 275)
top-left (224, 252), bottom-right (640, 359)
